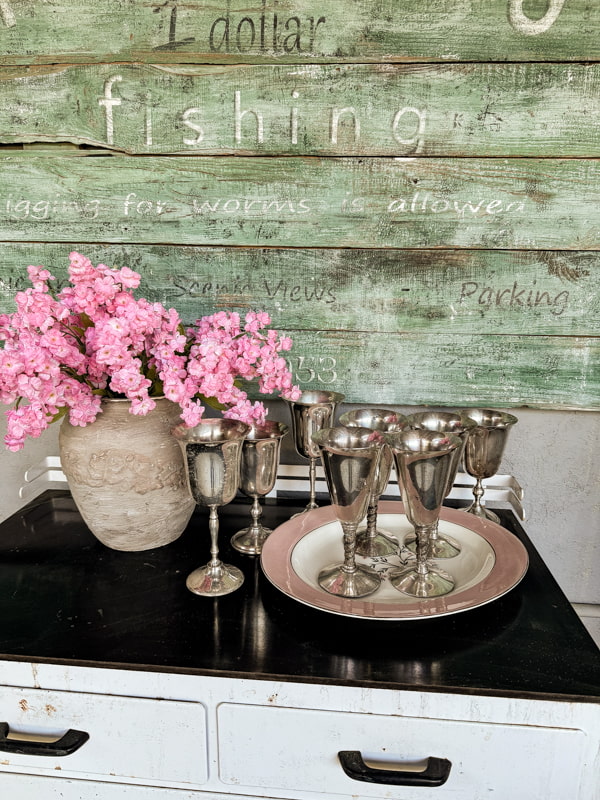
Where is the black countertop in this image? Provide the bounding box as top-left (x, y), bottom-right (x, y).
top-left (0, 491), bottom-right (599, 702)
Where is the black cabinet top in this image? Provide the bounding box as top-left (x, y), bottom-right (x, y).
top-left (0, 491), bottom-right (599, 702)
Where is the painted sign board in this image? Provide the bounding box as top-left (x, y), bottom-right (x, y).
top-left (0, 0), bottom-right (598, 409)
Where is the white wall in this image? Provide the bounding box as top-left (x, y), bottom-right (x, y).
top-left (0, 415), bottom-right (60, 522)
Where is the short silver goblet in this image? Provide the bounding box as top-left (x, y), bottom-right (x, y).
top-left (284, 390), bottom-right (345, 513)
top-left (312, 425), bottom-right (383, 598)
top-left (384, 429), bottom-right (462, 598)
top-left (339, 408), bottom-right (407, 557)
top-left (463, 408), bottom-right (518, 523)
top-left (172, 418), bottom-right (250, 596)
top-left (403, 411), bottom-right (477, 558)
top-left (231, 420), bottom-right (288, 556)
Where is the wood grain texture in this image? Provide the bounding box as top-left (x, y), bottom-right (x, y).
top-left (0, 243), bottom-right (596, 337)
top-left (0, 155), bottom-right (598, 250)
top-left (1, 62), bottom-right (599, 156)
top-left (279, 330), bottom-right (599, 409)
top-left (0, 0), bottom-right (598, 65)
top-left (0, 243), bottom-right (596, 409)
top-left (1, 2), bottom-right (598, 411)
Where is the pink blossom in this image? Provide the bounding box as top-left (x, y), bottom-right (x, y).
top-left (0, 253), bottom-right (300, 449)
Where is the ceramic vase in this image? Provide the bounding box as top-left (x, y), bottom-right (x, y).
top-left (59, 398), bottom-right (195, 551)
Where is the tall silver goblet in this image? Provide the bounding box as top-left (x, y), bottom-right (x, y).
top-left (403, 411), bottom-right (477, 558)
top-left (312, 426), bottom-right (383, 598)
top-left (339, 408), bottom-right (407, 557)
top-left (284, 390), bottom-right (345, 513)
top-left (231, 420), bottom-right (288, 556)
top-left (384, 429), bottom-right (462, 598)
top-left (172, 418), bottom-right (250, 596)
top-left (463, 408), bottom-right (518, 523)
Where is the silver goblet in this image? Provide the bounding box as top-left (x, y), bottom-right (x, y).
top-left (339, 408), bottom-right (407, 557)
top-left (403, 411), bottom-right (477, 558)
top-left (231, 420), bottom-right (288, 556)
top-left (172, 418), bottom-right (250, 596)
top-left (284, 390), bottom-right (345, 513)
top-left (463, 408), bottom-right (518, 523)
top-left (384, 429), bottom-right (462, 598)
top-left (312, 426), bottom-right (383, 598)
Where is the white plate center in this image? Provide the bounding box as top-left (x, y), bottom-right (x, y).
top-left (290, 513), bottom-right (496, 606)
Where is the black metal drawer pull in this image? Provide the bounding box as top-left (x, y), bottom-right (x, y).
top-left (0, 722), bottom-right (89, 756)
top-left (338, 750), bottom-right (452, 787)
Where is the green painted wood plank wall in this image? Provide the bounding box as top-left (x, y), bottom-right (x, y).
top-left (1, 63), bottom-right (599, 156)
top-left (0, 0), bottom-right (598, 409)
top-left (0, 1), bottom-right (598, 64)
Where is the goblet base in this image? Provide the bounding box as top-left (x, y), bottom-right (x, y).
top-left (464, 502), bottom-right (501, 524)
top-left (186, 561), bottom-right (245, 596)
top-left (231, 525), bottom-right (273, 556)
top-left (389, 564), bottom-right (455, 598)
top-left (404, 532), bottom-right (461, 559)
top-left (355, 528), bottom-right (399, 558)
top-left (318, 563), bottom-right (382, 598)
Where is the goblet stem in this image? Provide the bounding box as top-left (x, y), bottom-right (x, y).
top-left (318, 521), bottom-right (381, 598)
top-left (405, 520), bottom-right (460, 559)
top-left (467, 477), bottom-right (501, 523)
top-left (249, 496), bottom-right (263, 534)
top-left (355, 497), bottom-right (399, 557)
top-left (389, 525), bottom-right (455, 598)
top-left (186, 506), bottom-right (245, 596)
top-left (231, 497), bottom-right (273, 555)
top-left (415, 524), bottom-right (430, 573)
top-left (365, 499), bottom-right (378, 539)
top-left (208, 506), bottom-right (220, 566)
top-left (307, 457), bottom-right (319, 510)
top-left (341, 521), bottom-right (359, 574)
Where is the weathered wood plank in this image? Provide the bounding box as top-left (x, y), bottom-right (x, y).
top-left (0, 243), bottom-right (596, 408)
top-left (279, 330), bottom-right (599, 410)
top-left (2, 62), bottom-right (599, 157)
top-left (0, 155), bottom-right (598, 250)
top-left (0, 0), bottom-right (598, 65)
top-left (0, 244), bottom-right (596, 337)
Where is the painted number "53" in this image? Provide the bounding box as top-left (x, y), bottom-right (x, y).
top-left (291, 356), bottom-right (337, 385)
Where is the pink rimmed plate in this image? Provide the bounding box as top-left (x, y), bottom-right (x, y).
top-left (260, 501), bottom-right (528, 620)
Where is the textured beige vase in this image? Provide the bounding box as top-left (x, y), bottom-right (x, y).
top-left (59, 398), bottom-right (195, 551)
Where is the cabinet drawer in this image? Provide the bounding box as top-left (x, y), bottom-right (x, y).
top-left (217, 704), bottom-right (586, 800)
top-left (0, 687), bottom-right (207, 788)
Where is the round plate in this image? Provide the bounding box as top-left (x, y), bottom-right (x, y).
top-left (260, 501), bottom-right (529, 620)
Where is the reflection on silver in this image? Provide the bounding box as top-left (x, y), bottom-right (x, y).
top-left (463, 408), bottom-right (518, 523)
top-left (404, 411), bottom-right (477, 557)
top-left (384, 429), bottom-right (461, 598)
top-left (284, 390), bottom-right (345, 513)
top-left (312, 426), bottom-right (382, 598)
top-left (231, 421), bottom-right (288, 556)
top-left (339, 408), bottom-right (407, 557)
top-left (172, 418), bottom-right (250, 596)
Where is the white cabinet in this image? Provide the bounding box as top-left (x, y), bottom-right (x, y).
top-left (217, 703), bottom-right (588, 800)
top-left (0, 685), bottom-right (208, 790)
top-left (0, 663), bottom-right (598, 800)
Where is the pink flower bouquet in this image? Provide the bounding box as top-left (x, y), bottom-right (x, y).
top-left (0, 252), bottom-right (300, 451)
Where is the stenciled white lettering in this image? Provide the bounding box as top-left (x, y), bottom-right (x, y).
top-left (508, 0), bottom-right (567, 35)
top-left (0, 0), bottom-right (16, 28)
top-left (98, 75), bottom-right (123, 145)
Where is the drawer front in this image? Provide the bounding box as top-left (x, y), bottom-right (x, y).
top-left (217, 704), bottom-right (587, 800)
top-left (0, 687), bottom-right (207, 788)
